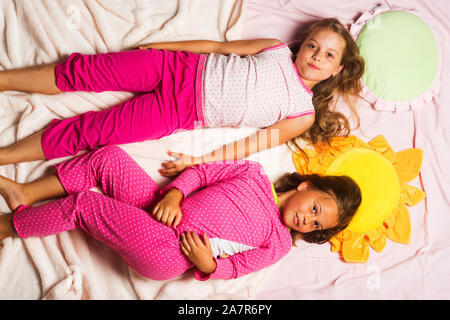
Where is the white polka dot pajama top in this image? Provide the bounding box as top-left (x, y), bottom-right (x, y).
top-left (197, 43), bottom-right (315, 128)
top-left (13, 146), bottom-right (292, 281)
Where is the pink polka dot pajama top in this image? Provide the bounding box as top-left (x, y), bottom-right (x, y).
top-left (13, 146), bottom-right (292, 281)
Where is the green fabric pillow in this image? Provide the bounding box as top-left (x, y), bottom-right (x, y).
top-left (352, 9), bottom-right (440, 110)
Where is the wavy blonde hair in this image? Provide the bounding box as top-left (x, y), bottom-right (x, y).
top-left (290, 18), bottom-right (365, 150)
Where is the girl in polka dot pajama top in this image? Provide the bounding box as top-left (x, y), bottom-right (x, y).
top-left (0, 146), bottom-right (361, 281)
top-left (0, 18), bottom-right (364, 176)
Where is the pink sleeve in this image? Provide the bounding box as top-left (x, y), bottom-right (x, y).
top-left (285, 110), bottom-right (315, 119)
top-left (260, 42), bottom-right (288, 52)
top-left (161, 161), bottom-right (261, 198)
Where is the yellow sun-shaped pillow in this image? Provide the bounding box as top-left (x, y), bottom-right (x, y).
top-left (292, 135), bottom-right (426, 263)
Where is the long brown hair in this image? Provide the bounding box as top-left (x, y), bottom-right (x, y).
top-left (274, 172), bottom-right (362, 244)
top-left (290, 18), bottom-right (365, 151)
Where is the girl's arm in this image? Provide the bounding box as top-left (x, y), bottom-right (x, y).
top-left (138, 39), bottom-right (282, 56)
top-left (201, 114), bottom-right (315, 163)
top-left (160, 114), bottom-right (315, 177)
top-left (160, 161), bottom-right (263, 198)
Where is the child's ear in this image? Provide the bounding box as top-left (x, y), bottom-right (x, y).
top-left (333, 64), bottom-right (344, 77)
top-left (297, 180), bottom-right (311, 191)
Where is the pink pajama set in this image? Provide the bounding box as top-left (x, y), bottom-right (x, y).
top-left (42, 49), bottom-right (204, 159)
top-left (13, 146), bottom-right (292, 280)
top-left (41, 43), bottom-right (314, 159)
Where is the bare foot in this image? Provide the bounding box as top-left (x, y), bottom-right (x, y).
top-left (0, 175), bottom-right (28, 212)
top-left (0, 214), bottom-right (17, 240)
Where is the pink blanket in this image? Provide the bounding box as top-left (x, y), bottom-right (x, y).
top-left (242, 0), bottom-right (450, 299)
top-left (1, 0), bottom-right (449, 300)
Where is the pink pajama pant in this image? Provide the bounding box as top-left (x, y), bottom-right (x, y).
top-left (41, 49), bottom-right (203, 160)
top-left (13, 145), bottom-right (193, 280)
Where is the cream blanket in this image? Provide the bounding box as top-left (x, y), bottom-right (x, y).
top-left (0, 0), bottom-right (297, 299)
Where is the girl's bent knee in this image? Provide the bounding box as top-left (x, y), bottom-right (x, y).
top-left (89, 145), bottom-right (127, 163)
top-left (95, 145), bottom-right (124, 157)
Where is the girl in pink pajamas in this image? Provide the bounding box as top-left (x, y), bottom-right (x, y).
top-left (0, 18), bottom-right (364, 176)
top-left (0, 146), bottom-right (361, 280)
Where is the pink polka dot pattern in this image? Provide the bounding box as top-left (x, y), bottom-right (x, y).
top-left (162, 161), bottom-right (292, 280)
top-left (13, 147), bottom-right (292, 281)
top-left (55, 145), bottom-right (161, 211)
top-left (201, 43), bottom-right (315, 128)
top-left (14, 192), bottom-right (191, 280)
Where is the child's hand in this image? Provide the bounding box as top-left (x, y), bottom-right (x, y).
top-left (180, 231), bottom-right (216, 275)
top-left (159, 151), bottom-right (199, 178)
top-left (152, 189), bottom-right (183, 227)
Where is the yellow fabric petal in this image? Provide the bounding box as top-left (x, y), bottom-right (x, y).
top-left (392, 149), bottom-right (424, 184)
top-left (342, 232), bottom-right (370, 263)
top-left (400, 184), bottom-right (426, 207)
top-left (329, 234), bottom-right (343, 253)
top-left (383, 211), bottom-right (396, 229)
top-left (292, 149), bottom-right (318, 174)
top-left (293, 135), bottom-right (373, 176)
top-left (386, 204), bottom-right (411, 244)
top-left (368, 135), bottom-right (394, 162)
top-left (330, 229), bottom-right (355, 253)
top-left (317, 136), bottom-right (368, 156)
top-left (366, 226), bottom-right (387, 252)
top-left (330, 135), bottom-right (368, 149)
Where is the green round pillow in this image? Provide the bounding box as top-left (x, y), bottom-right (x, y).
top-left (351, 8), bottom-right (440, 110)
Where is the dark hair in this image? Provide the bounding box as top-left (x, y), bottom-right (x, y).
top-left (274, 172), bottom-right (362, 244)
top-left (289, 18), bottom-right (365, 152)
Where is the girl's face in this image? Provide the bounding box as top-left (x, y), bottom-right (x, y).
top-left (281, 181), bottom-right (339, 233)
top-left (295, 28), bottom-right (345, 89)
